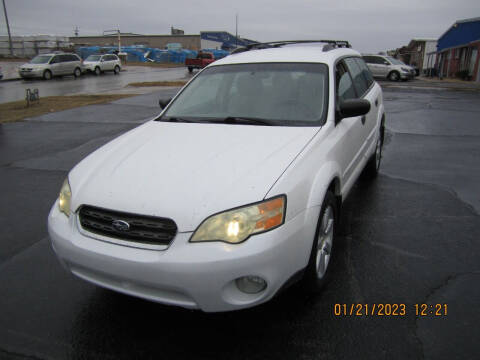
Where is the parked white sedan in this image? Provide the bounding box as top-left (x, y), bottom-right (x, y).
top-left (48, 40), bottom-right (385, 312)
top-left (82, 54), bottom-right (121, 75)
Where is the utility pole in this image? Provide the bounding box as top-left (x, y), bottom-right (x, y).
top-left (74, 26), bottom-right (79, 37)
top-left (235, 13), bottom-right (238, 49)
top-left (2, 0), bottom-right (13, 56)
top-left (104, 28), bottom-right (121, 54)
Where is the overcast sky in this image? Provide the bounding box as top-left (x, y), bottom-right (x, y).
top-left (1, 0), bottom-right (478, 53)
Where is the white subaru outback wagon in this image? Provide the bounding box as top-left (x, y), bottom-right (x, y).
top-left (48, 40), bottom-right (385, 312)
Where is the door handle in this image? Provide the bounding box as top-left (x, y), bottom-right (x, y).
top-left (375, 98), bottom-right (378, 107)
top-left (361, 115), bottom-right (366, 125)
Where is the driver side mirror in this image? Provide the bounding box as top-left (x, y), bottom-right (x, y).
top-left (336, 99), bottom-right (371, 123)
top-left (159, 98), bottom-right (172, 109)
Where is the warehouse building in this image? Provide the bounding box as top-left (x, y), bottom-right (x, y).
top-left (436, 17), bottom-right (480, 81)
top-left (70, 33), bottom-right (202, 50)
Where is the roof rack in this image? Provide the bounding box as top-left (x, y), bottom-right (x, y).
top-left (231, 40), bottom-right (351, 54)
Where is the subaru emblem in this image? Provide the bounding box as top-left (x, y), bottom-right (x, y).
top-left (112, 219), bottom-right (130, 232)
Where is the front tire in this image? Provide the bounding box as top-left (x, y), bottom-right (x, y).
top-left (388, 71), bottom-right (400, 81)
top-left (303, 191), bottom-right (337, 292)
top-left (188, 66), bottom-right (193, 73)
top-left (74, 67), bottom-right (82, 78)
top-left (43, 70), bottom-right (52, 80)
top-left (94, 67), bottom-right (101, 76)
top-left (114, 65), bottom-right (120, 74)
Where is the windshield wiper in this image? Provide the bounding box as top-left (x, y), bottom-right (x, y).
top-left (206, 117), bottom-right (274, 126)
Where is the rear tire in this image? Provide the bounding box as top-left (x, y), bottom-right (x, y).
top-left (114, 65), bottom-right (120, 74)
top-left (188, 66), bottom-right (193, 73)
top-left (94, 67), bottom-right (101, 76)
top-left (43, 70), bottom-right (52, 80)
top-left (388, 71), bottom-right (400, 81)
top-left (303, 191), bottom-right (337, 293)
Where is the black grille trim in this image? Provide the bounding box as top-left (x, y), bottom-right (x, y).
top-left (78, 205), bottom-right (177, 246)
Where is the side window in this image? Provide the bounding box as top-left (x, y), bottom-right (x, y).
top-left (50, 56), bottom-right (59, 64)
top-left (363, 56), bottom-right (374, 64)
top-left (355, 58), bottom-right (374, 88)
top-left (71, 54), bottom-right (80, 61)
top-left (344, 58), bottom-right (368, 97)
top-left (336, 61), bottom-right (356, 101)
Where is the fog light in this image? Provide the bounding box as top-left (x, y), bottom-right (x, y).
top-left (235, 276), bottom-right (267, 294)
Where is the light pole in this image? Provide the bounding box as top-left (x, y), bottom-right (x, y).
top-left (2, 0), bottom-right (13, 56)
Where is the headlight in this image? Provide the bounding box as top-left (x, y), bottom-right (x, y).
top-left (190, 195), bottom-right (286, 244)
top-left (58, 178), bottom-right (72, 217)
top-left (401, 67), bottom-right (410, 72)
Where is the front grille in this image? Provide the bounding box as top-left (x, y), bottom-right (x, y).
top-left (78, 205), bottom-right (177, 246)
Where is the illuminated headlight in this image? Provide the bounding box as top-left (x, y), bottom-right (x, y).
top-left (58, 178), bottom-right (72, 217)
top-left (190, 196), bottom-right (286, 244)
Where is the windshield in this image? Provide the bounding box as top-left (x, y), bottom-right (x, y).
top-left (30, 55), bottom-right (52, 64)
top-left (386, 57), bottom-right (405, 65)
top-left (85, 55), bottom-right (102, 61)
top-left (160, 63), bottom-right (329, 126)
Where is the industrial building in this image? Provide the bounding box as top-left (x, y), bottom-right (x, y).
top-left (69, 31), bottom-right (255, 52)
top-left (0, 35), bottom-right (72, 57)
top-left (70, 33), bottom-right (202, 50)
top-left (436, 17), bottom-right (480, 81)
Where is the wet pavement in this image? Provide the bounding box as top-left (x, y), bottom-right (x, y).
top-left (0, 66), bottom-right (188, 103)
top-left (0, 86), bottom-right (479, 359)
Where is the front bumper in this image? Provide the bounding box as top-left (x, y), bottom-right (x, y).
top-left (19, 69), bottom-right (43, 78)
top-left (400, 71), bottom-right (415, 80)
top-left (48, 201), bottom-right (317, 312)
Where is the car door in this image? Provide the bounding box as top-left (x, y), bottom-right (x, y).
top-left (376, 56), bottom-right (391, 77)
top-left (108, 55), bottom-right (117, 70)
top-left (344, 57), bottom-right (379, 168)
top-left (100, 55), bottom-right (108, 71)
top-left (49, 55), bottom-right (63, 75)
top-left (333, 60), bottom-right (366, 189)
top-left (65, 55), bottom-right (77, 75)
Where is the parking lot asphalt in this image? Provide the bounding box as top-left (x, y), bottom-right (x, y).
top-left (0, 86), bottom-right (479, 359)
top-left (0, 66), bottom-right (188, 104)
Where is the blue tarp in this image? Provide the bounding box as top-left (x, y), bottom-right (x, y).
top-left (76, 46), bottom-right (229, 63)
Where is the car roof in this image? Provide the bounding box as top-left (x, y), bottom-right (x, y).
top-left (212, 44), bottom-right (360, 67)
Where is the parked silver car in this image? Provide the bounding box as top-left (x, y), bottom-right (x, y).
top-left (363, 55), bottom-right (415, 81)
top-left (82, 54), bottom-right (122, 75)
top-left (19, 53), bottom-right (82, 80)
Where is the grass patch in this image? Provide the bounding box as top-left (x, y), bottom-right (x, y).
top-left (0, 94), bottom-right (135, 123)
top-left (127, 80), bottom-right (187, 87)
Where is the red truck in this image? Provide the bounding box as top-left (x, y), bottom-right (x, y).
top-left (185, 52), bottom-right (216, 73)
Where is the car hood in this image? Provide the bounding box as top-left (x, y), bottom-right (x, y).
top-left (69, 121), bottom-right (319, 232)
top-left (83, 61), bottom-right (99, 65)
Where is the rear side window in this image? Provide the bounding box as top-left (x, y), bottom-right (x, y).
top-left (58, 55), bottom-right (69, 62)
top-left (355, 58), bottom-right (374, 88)
top-left (344, 58), bottom-right (368, 97)
top-left (70, 54), bottom-right (80, 61)
top-left (363, 56), bottom-right (376, 64)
